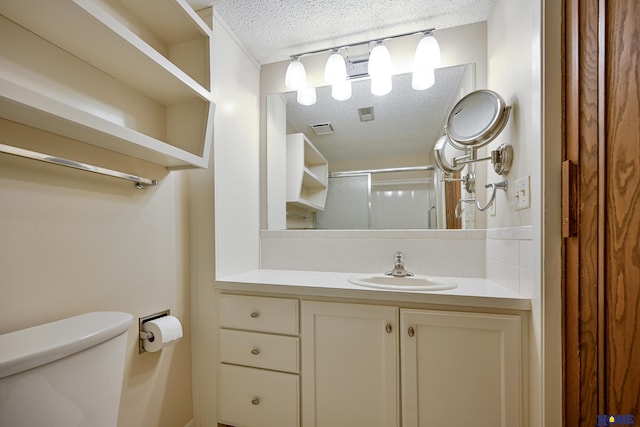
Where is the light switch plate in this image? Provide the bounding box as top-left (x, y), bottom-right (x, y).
top-left (514, 175), bottom-right (531, 210)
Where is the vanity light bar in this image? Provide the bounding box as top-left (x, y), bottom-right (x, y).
top-left (288, 28), bottom-right (436, 60)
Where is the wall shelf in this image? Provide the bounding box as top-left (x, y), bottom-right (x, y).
top-left (286, 133), bottom-right (328, 212)
top-left (0, 0), bottom-right (214, 169)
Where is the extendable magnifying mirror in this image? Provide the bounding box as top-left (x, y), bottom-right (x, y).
top-left (434, 89), bottom-right (513, 177)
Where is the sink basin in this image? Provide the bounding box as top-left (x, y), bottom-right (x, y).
top-left (347, 274), bottom-right (457, 291)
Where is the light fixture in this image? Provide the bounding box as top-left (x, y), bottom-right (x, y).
top-left (412, 32), bottom-right (440, 90)
top-left (284, 27), bottom-right (437, 102)
top-left (331, 80), bottom-right (352, 101)
top-left (285, 57), bottom-right (307, 90)
top-left (368, 41), bottom-right (392, 79)
top-left (324, 49), bottom-right (347, 84)
top-left (297, 87), bottom-right (317, 106)
top-left (368, 41), bottom-right (393, 95)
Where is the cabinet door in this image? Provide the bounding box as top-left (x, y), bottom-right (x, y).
top-left (301, 301), bottom-right (399, 427)
top-left (401, 309), bottom-right (522, 427)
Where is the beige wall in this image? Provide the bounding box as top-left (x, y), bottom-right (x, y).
top-left (190, 8), bottom-right (262, 426)
top-left (0, 118), bottom-right (194, 426)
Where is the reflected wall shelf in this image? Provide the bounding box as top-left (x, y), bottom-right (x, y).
top-left (286, 133), bottom-right (328, 211)
top-left (0, 0), bottom-right (214, 169)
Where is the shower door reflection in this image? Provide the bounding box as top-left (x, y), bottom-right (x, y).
top-left (316, 172), bottom-right (440, 229)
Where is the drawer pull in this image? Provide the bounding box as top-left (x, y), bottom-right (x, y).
top-left (386, 323), bottom-right (393, 333)
top-left (251, 398), bottom-right (261, 405)
top-left (251, 348), bottom-right (260, 355)
top-left (408, 326), bottom-right (415, 337)
top-left (250, 311), bottom-right (260, 318)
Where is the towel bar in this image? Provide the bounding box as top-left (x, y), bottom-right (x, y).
top-left (0, 143), bottom-right (157, 189)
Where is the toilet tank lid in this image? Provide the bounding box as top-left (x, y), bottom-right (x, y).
top-left (0, 311), bottom-right (133, 380)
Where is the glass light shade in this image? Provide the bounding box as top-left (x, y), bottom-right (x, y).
top-left (285, 58), bottom-right (307, 90)
top-left (412, 68), bottom-right (436, 90)
top-left (297, 87), bottom-right (317, 106)
top-left (368, 43), bottom-right (392, 78)
top-left (332, 80), bottom-right (352, 101)
top-left (414, 34), bottom-right (441, 71)
top-left (324, 51), bottom-right (347, 84)
top-left (370, 75), bottom-right (392, 96)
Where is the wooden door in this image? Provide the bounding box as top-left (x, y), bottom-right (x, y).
top-left (301, 301), bottom-right (399, 427)
top-left (400, 309), bottom-right (522, 427)
top-left (563, 0), bottom-right (640, 425)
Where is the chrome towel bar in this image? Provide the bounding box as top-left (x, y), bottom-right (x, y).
top-left (0, 143), bottom-right (157, 189)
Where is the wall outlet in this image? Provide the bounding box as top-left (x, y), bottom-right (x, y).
top-left (514, 175), bottom-right (531, 210)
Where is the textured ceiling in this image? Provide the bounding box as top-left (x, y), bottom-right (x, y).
top-left (187, 0), bottom-right (494, 64)
top-left (281, 65), bottom-right (470, 170)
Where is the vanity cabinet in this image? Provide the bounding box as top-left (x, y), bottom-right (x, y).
top-left (217, 294), bottom-right (525, 427)
top-left (301, 301), bottom-right (399, 427)
top-left (218, 295), bottom-right (300, 427)
top-left (0, 0), bottom-right (214, 168)
top-left (286, 133), bottom-right (328, 211)
top-left (400, 309), bottom-right (522, 427)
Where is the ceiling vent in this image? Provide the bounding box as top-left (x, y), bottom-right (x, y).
top-left (310, 123), bottom-right (335, 135)
top-left (358, 106), bottom-right (375, 122)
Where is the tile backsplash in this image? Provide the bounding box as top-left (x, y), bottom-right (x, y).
top-left (260, 229), bottom-right (487, 278)
top-left (485, 226), bottom-right (534, 297)
top-left (260, 226), bottom-right (534, 297)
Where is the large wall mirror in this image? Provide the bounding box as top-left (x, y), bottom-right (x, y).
top-left (267, 63), bottom-right (477, 230)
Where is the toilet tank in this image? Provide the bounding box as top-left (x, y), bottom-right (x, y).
top-left (0, 311), bottom-right (133, 427)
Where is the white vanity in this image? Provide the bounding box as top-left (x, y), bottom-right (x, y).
top-left (215, 270), bottom-right (529, 427)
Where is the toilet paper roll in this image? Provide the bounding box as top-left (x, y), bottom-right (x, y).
top-left (142, 315), bottom-right (183, 352)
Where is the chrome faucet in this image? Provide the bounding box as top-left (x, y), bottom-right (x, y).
top-left (385, 251), bottom-right (414, 277)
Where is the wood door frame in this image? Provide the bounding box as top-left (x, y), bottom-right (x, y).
top-left (564, 0), bottom-right (640, 424)
top-left (563, 0), bottom-right (606, 424)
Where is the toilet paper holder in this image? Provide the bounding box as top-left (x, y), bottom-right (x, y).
top-left (138, 309), bottom-right (170, 354)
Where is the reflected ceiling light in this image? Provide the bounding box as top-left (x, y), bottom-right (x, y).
top-left (412, 68), bottom-right (436, 91)
top-left (285, 57), bottom-right (307, 90)
top-left (331, 80), bottom-right (352, 101)
top-left (297, 87), bottom-right (317, 106)
top-left (371, 75), bottom-right (392, 96)
top-left (412, 32), bottom-right (440, 90)
top-left (324, 49), bottom-right (347, 84)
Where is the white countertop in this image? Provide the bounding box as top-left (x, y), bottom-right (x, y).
top-left (215, 269), bottom-right (531, 311)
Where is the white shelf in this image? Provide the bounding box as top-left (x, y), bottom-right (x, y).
top-left (286, 133), bottom-right (328, 212)
top-left (0, 79), bottom-right (208, 168)
top-left (0, 0), bottom-right (214, 169)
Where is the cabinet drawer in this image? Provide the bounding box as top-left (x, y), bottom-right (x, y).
top-left (219, 294), bottom-right (299, 335)
top-left (219, 364), bottom-right (299, 427)
top-left (220, 329), bottom-right (299, 373)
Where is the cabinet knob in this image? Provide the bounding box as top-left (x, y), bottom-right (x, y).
top-left (250, 311), bottom-right (260, 318)
top-left (251, 398), bottom-right (261, 406)
top-left (251, 348), bottom-right (260, 355)
top-left (408, 326), bottom-right (415, 337)
top-left (386, 323), bottom-right (393, 333)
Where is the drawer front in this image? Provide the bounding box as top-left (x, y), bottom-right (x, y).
top-left (219, 294), bottom-right (299, 335)
top-left (219, 364), bottom-right (299, 427)
top-left (220, 329), bottom-right (300, 373)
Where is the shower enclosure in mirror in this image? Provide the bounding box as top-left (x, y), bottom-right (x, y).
top-left (267, 63), bottom-right (476, 230)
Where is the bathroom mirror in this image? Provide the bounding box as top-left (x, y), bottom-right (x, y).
top-left (445, 89), bottom-right (511, 149)
top-left (267, 63), bottom-right (476, 229)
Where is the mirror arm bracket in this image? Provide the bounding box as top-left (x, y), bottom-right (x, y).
top-left (451, 144), bottom-right (512, 176)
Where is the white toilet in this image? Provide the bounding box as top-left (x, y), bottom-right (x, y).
top-left (0, 311), bottom-right (133, 427)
